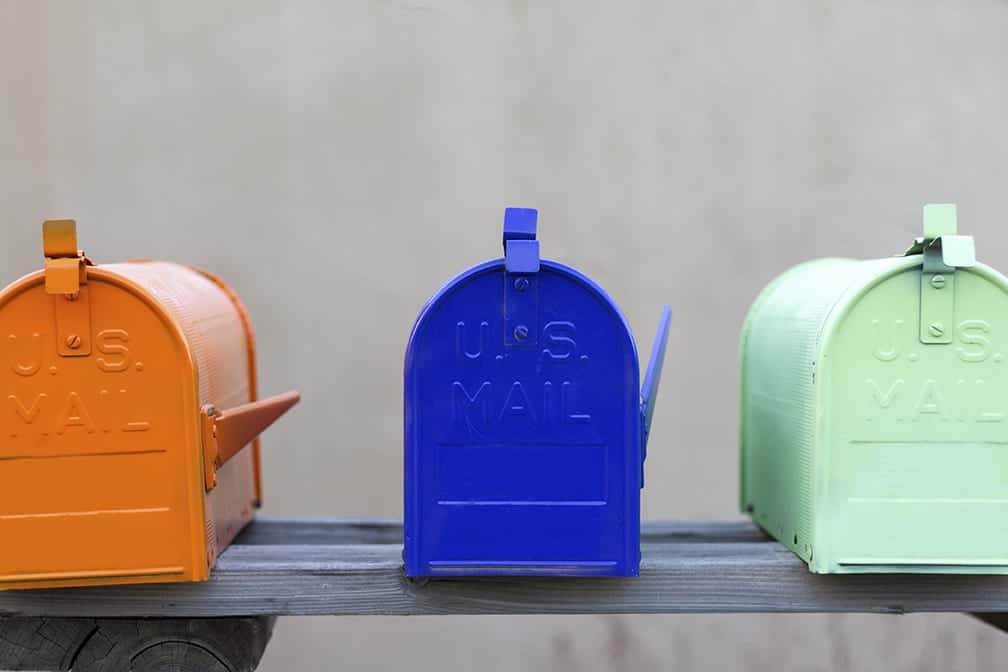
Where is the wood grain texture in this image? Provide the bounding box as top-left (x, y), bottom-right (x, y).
top-left (0, 520), bottom-right (1006, 618)
top-left (0, 617), bottom-right (275, 672)
top-left (233, 519), bottom-right (769, 546)
top-left (0, 617), bottom-right (96, 670)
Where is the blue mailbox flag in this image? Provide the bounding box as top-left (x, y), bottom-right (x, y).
top-left (404, 208), bottom-right (671, 577)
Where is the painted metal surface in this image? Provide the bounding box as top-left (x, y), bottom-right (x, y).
top-left (0, 221), bottom-right (299, 590)
top-left (740, 205), bottom-right (1008, 573)
top-left (404, 208), bottom-right (670, 577)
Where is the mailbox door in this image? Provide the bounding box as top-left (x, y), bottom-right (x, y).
top-left (0, 273), bottom-right (202, 589)
top-left (405, 260), bottom-right (641, 576)
top-left (823, 264), bottom-right (1008, 571)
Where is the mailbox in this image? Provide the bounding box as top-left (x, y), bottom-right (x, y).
top-left (404, 208), bottom-right (671, 577)
top-left (741, 204), bottom-right (1008, 573)
top-left (0, 220), bottom-right (300, 590)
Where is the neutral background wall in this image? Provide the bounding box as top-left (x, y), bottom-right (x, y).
top-left (2, 1), bottom-right (1008, 669)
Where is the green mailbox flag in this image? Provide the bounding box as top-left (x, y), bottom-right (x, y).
top-left (740, 205), bottom-right (1008, 574)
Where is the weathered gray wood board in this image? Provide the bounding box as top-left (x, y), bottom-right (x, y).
top-left (1, 520), bottom-right (1007, 618)
top-left (0, 616), bottom-right (274, 672)
top-left (232, 519), bottom-right (770, 546)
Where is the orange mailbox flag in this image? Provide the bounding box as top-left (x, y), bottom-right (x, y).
top-left (0, 220), bottom-right (300, 591)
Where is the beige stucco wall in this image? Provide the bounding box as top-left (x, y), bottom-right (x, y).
top-left (2, 1), bottom-right (1007, 669)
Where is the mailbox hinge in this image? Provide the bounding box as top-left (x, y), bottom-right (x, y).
top-left (43, 219), bottom-right (95, 357)
top-left (503, 208), bottom-right (540, 348)
top-left (905, 204), bottom-right (976, 345)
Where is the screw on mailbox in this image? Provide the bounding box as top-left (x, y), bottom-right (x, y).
top-left (514, 325), bottom-right (529, 341)
top-left (929, 322), bottom-right (945, 338)
top-left (931, 275), bottom-right (946, 289)
top-left (514, 277), bottom-right (530, 291)
top-left (65, 334), bottom-right (82, 350)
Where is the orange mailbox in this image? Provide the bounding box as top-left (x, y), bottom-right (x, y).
top-left (0, 220), bottom-right (300, 590)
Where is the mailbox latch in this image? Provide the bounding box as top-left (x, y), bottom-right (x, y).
top-left (503, 208), bottom-right (540, 348)
top-left (43, 219), bottom-right (95, 357)
top-left (905, 204), bottom-right (976, 345)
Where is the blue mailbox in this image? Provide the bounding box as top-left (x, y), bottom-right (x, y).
top-left (404, 208), bottom-right (671, 577)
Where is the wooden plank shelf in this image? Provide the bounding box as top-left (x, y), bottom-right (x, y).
top-left (2, 520), bottom-right (1008, 619)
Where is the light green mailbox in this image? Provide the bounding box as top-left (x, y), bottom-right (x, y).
top-left (740, 204), bottom-right (1008, 574)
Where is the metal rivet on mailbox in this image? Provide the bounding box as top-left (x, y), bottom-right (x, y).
top-left (931, 275), bottom-right (946, 289)
top-left (513, 324), bottom-right (529, 341)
